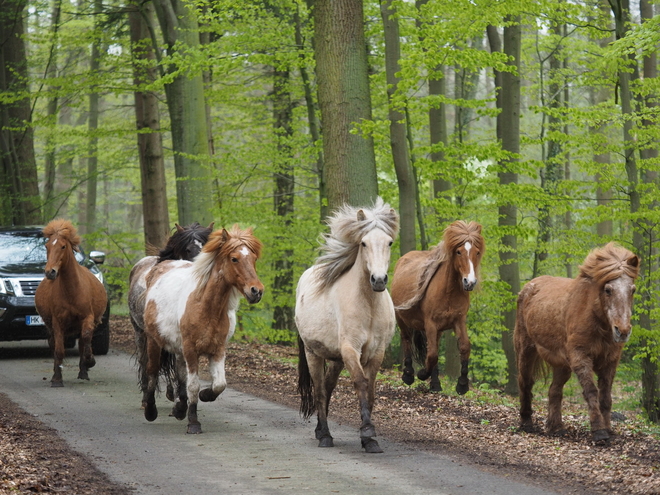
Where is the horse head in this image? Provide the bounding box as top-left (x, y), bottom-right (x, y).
top-left (161, 221), bottom-right (214, 262)
top-left (43, 220), bottom-right (81, 280)
top-left (207, 225), bottom-right (264, 304)
top-left (601, 274), bottom-right (637, 343)
top-left (357, 209), bottom-right (394, 292)
top-left (445, 221), bottom-right (484, 292)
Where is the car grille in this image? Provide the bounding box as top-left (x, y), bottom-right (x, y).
top-left (19, 280), bottom-right (41, 296)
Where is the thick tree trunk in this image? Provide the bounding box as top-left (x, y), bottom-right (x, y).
top-left (313, 0), bottom-right (378, 211)
top-left (129, 1), bottom-right (170, 252)
top-left (84, 1), bottom-right (101, 235)
top-left (380, 0), bottom-right (415, 255)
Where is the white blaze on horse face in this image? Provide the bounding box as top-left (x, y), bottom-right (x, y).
top-left (240, 247), bottom-right (250, 257)
top-left (464, 242), bottom-right (477, 286)
top-left (604, 275), bottom-right (635, 343)
top-left (194, 240), bottom-right (203, 250)
top-left (52, 239), bottom-right (57, 246)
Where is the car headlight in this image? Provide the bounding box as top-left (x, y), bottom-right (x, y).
top-left (94, 271), bottom-right (104, 284)
top-left (0, 279), bottom-right (14, 295)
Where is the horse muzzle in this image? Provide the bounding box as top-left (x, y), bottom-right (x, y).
top-left (45, 268), bottom-right (58, 280)
top-left (370, 274), bottom-right (388, 292)
top-left (613, 324), bottom-right (631, 343)
top-left (245, 286), bottom-right (263, 304)
top-left (462, 278), bottom-right (477, 291)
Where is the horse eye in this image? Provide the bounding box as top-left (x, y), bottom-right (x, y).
top-left (604, 286), bottom-right (612, 295)
top-left (361, 242), bottom-right (366, 247)
top-left (388, 241), bottom-right (393, 246)
top-left (231, 257), bottom-right (238, 263)
top-left (456, 250), bottom-right (462, 256)
top-left (632, 285), bottom-right (636, 294)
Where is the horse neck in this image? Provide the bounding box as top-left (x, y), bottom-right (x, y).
top-left (56, 254), bottom-right (83, 290)
top-left (438, 258), bottom-right (466, 297)
top-left (194, 265), bottom-right (235, 310)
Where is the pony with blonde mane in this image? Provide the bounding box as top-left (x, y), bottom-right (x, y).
top-left (296, 198), bottom-right (399, 453)
top-left (35, 219), bottom-right (108, 387)
top-left (142, 225), bottom-right (264, 434)
top-left (391, 220), bottom-right (484, 393)
top-left (515, 242), bottom-right (639, 443)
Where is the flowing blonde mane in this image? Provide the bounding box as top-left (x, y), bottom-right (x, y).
top-left (43, 219), bottom-right (81, 249)
top-left (313, 198), bottom-right (399, 292)
top-left (579, 242), bottom-right (639, 285)
top-left (396, 220), bottom-right (484, 311)
top-left (193, 224), bottom-right (263, 287)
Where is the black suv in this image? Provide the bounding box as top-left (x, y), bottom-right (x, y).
top-left (0, 226), bottom-right (110, 354)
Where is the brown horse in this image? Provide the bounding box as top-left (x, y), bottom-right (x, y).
top-left (35, 219), bottom-right (108, 387)
top-left (391, 220), bottom-right (484, 393)
top-left (142, 225), bottom-right (264, 434)
top-left (515, 242), bottom-right (639, 443)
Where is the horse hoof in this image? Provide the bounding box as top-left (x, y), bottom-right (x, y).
top-left (318, 436), bottom-right (334, 448)
top-left (519, 421), bottom-right (535, 433)
top-left (592, 429), bottom-right (610, 443)
top-left (144, 403), bottom-right (158, 422)
top-left (402, 370), bottom-right (415, 386)
top-left (361, 438), bottom-right (383, 454)
top-left (417, 369), bottom-right (431, 381)
top-left (77, 371), bottom-right (90, 381)
top-left (199, 388), bottom-right (219, 402)
top-left (50, 380), bottom-right (64, 388)
top-left (548, 428), bottom-right (568, 437)
top-left (455, 380), bottom-right (469, 395)
top-left (360, 424), bottom-right (376, 438)
top-left (187, 424), bottom-right (202, 434)
top-left (86, 357), bottom-right (96, 369)
top-left (429, 381), bottom-right (442, 392)
top-left (171, 403), bottom-right (188, 421)
top-left (166, 385), bottom-right (174, 402)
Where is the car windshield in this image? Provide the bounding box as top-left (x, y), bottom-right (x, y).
top-left (0, 233), bottom-right (47, 267)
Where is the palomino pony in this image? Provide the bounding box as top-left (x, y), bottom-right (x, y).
top-left (35, 219), bottom-right (108, 387)
top-left (296, 198), bottom-right (399, 453)
top-left (390, 220), bottom-right (484, 393)
top-left (142, 225), bottom-right (263, 434)
top-left (128, 222), bottom-right (213, 407)
top-left (515, 242), bottom-right (639, 443)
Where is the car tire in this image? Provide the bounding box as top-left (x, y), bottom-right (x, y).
top-left (92, 303), bottom-right (111, 355)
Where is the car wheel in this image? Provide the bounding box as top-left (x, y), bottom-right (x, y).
top-left (92, 303), bottom-right (111, 355)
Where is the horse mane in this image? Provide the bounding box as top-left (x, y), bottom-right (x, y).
top-left (579, 242), bottom-right (640, 285)
top-left (396, 220), bottom-right (484, 311)
top-left (43, 219), bottom-right (81, 250)
top-left (313, 197), bottom-right (399, 292)
top-left (157, 222), bottom-right (213, 262)
top-left (192, 224), bottom-right (263, 287)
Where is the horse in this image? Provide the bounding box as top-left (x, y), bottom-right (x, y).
top-left (515, 242), bottom-right (639, 443)
top-left (128, 222), bottom-right (213, 407)
top-left (296, 198), bottom-right (399, 453)
top-left (390, 220), bottom-right (484, 394)
top-left (34, 219), bottom-right (108, 387)
top-left (141, 225), bottom-right (264, 434)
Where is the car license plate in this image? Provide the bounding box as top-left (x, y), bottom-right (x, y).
top-left (26, 315), bottom-right (44, 326)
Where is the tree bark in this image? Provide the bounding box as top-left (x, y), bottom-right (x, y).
top-left (313, 0), bottom-right (378, 211)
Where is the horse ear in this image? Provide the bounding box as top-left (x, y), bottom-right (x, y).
top-left (628, 255), bottom-right (640, 268)
top-left (221, 229), bottom-right (229, 243)
top-left (207, 221), bottom-right (215, 230)
top-left (357, 209), bottom-right (366, 222)
top-left (175, 223), bottom-right (184, 233)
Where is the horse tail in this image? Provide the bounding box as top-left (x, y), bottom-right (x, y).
top-left (297, 336), bottom-right (315, 419)
top-left (160, 349), bottom-right (177, 391)
top-left (411, 328), bottom-right (428, 366)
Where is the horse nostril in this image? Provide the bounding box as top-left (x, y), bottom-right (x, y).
top-left (383, 274), bottom-right (388, 284)
top-left (251, 286), bottom-right (260, 295)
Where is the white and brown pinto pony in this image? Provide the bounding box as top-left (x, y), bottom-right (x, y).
top-left (296, 198), bottom-right (399, 453)
top-left (142, 225), bottom-right (263, 434)
top-left (35, 219), bottom-right (108, 387)
top-left (391, 221), bottom-right (484, 393)
top-left (515, 242), bottom-right (639, 443)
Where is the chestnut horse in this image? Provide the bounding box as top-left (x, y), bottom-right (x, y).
top-left (391, 220), bottom-right (484, 393)
top-left (142, 225), bottom-right (263, 434)
top-left (515, 242), bottom-right (639, 443)
top-left (296, 198), bottom-right (399, 453)
top-left (128, 222), bottom-right (213, 407)
top-left (35, 219), bottom-right (108, 387)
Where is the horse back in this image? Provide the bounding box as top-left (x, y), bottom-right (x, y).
top-left (390, 250), bottom-right (432, 308)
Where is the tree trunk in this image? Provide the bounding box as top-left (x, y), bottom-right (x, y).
top-left (0, 0), bottom-right (41, 224)
top-left (380, 0), bottom-right (415, 255)
top-left (152, 0), bottom-right (213, 226)
top-left (313, 0), bottom-right (378, 211)
top-left (84, 0), bottom-right (101, 235)
top-left (129, 1), bottom-right (170, 252)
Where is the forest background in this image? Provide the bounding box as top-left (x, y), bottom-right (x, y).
top-left (2, 0), bottom-right (660, 421)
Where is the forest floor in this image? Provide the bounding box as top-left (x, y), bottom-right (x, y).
top-left (1, 315), bottom-right (659, 494)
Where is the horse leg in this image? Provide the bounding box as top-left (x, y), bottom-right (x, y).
top-left (546, 366), bottom-right (571, 436)
top-left (454, 319), bottom-right (471, 395)
top-left (341, 344), bottom-right (378, 448)
top-left (596, 363), bottom-right (617, 435)
top-left (170, 352), bottom-right (188, 421)
top-left (516, 343), bottom-right (538, 432)
top-left (184, 352), bottom-right (202, 434)
top-left (417, 323), bottom-right (439, 383)
top-left (315, 360), bottom-right (342, 441)
top-left (133, 321), bottom-right (150, 408)
top-left (143, 337), bottom-right (161, 422)
top-left (571, 355), bottom-right (609, 442)
top-left (306, 351), bottom-right (333, 447)
top-left (77, 316), bottom-right (96, 381)
top-left (359, 354), bottom-right (386, 454)
top-left (398, 318), bottom-right (415, 386)
top-left (199, 348), bottom-right (227, 402)
top-left (50, 321), bottom-right (65, 387)
top-left (429, 364), bottom-right (442, 392)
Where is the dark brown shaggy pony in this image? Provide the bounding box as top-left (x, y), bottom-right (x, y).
top-left (35, 219), bottom-right (108, 387)
top-left (515, 242), bottom-right (639, 443)
top-left (391, 220), bottom-right (484, 393)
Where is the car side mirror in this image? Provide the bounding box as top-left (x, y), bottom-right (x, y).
top-left (89, 251), bottom-right (106, 265)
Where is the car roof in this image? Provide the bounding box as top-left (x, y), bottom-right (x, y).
top-left (0, 226), bottom-right (44, 236)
